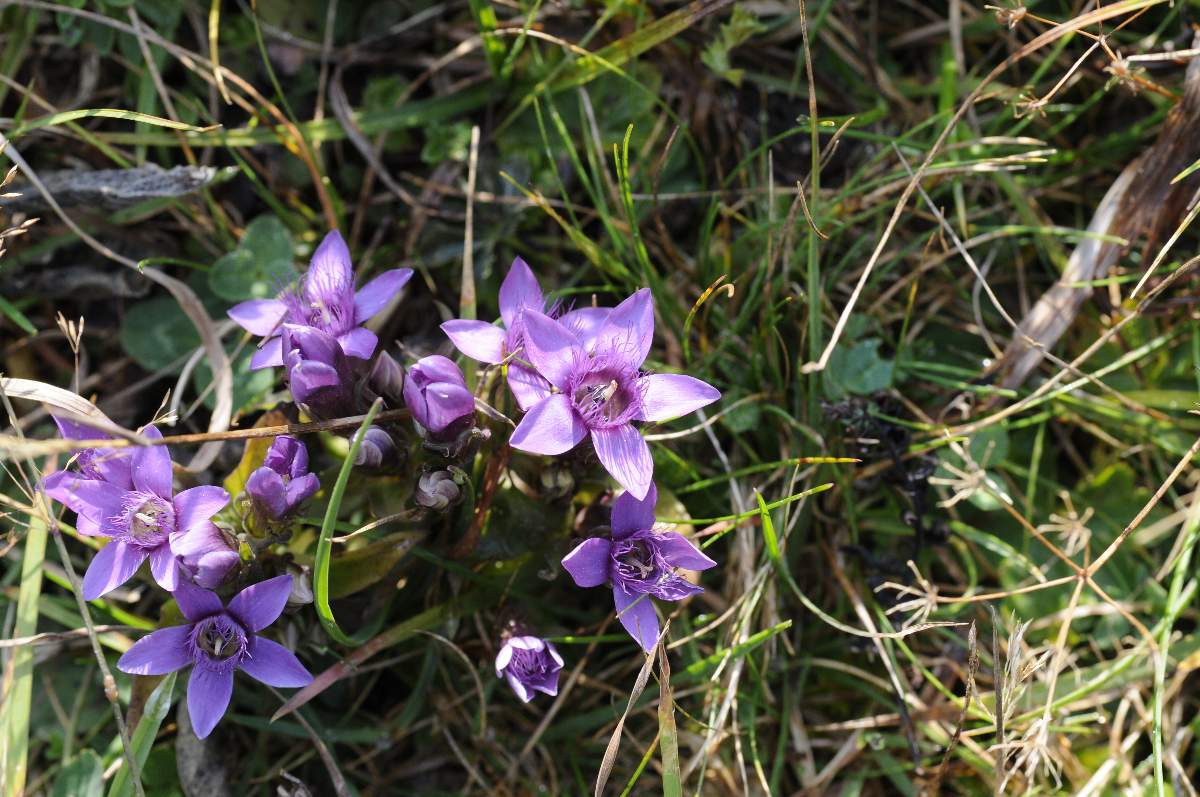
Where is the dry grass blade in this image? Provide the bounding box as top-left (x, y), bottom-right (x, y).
top-left (594, 626), bottom-right (667, 797)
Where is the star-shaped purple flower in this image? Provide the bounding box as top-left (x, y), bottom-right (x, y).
top-left (495, 635), bottom-right (563, 702)
top-left (228, 230), bottom-right (413, 370)
top-left (43, 426), bottom-right (237, 599)
top-left (508, 288), bottom-right (720, 499)
top-left (440, 257), bottom-right (610, 410)
top-left (117, 575), bottom-right (312, 738)
top-left (561, 484), bottom-right (716, 652)
top-left (245, 436), bottom-right (320, 521)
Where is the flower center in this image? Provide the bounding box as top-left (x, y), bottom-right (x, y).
top-left (612, 539), bottom-right (662, 585)
top-left (115, 493), bottom-right (174, 549)
top-left (188, 615), bottom-right (248, 672)
top-left (567, 358), bottom-right (642, 429)
top-left (506, 647), bottom-right (548, 679)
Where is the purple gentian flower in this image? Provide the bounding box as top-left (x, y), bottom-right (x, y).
top-left (509, 289), bottom-right (720, 499)
top-left (441, 257), bottom-right (610, 410)
top-left (561, 484), bottom-right (716, 652)
top-left (42, 426), bottom-right (236, 599)
top-left (229, 230), bottom-right (413, 369)
top-left (402, 355), bottom-right (475, 440)
top-left (117, 576), bottom-right (312, 738)
top-left (281, 324), bottom-right (353, 418)
top-left (495, 635), bottom-right (563, 703)
top-left (245, 436), bottom-right (320, 520)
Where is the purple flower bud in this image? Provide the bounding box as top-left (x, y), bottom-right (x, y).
top-left (369, 351), bottom-right (405, 404)
top-left (415, 470), bottom-right (462, 510)
top-left (402, 355), bottom-right (475, 441)
top-left (117, 576), bottom-right (312, 738)
top-left (353, 426), bottom-right (396, 468)
top-left (245, 436), bottom-right (320, 520)
top-left (495, 635), bottom-right (563, 703)
top-left (281, 324), bottom-right (353, 419)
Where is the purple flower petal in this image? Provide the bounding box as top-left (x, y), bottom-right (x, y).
top-left (409, 355), bottom-right (466, 387)
top-left (613, 583), bottom-right (659, 653)
top-left (652, 574), bottom-right (705, 601)
top-left (505, 672), bottom-right (532, 702)
top-left (654, 531), bottom-right (717, 571)
top-left (284, 472), bottom-right (320, 509)
top-left (303, 230), bottom-right (354, 305)
top-left (174, 581), bottom-right (223, 621)
top-left (423, 382), bottom-right (475, 433)
top-left (174, 486), bottom-right (230, 536)
top-left (611, 483), bottom-right (658, 540)
top-left (149, 545), bottom-right (179, 592)
top-left (353, 268), bottom-right (413, 324)
top-left (592, 289), bottom-right (653, 370)
top-left (441, 320), bottom-right (506, 364)
top-left (228, 575), bottom-right (292, 632)
top-left (591, 424), bottom-right (653, 500)
top-left (52, 414), bottom-right (111, 443)
top-left (289, 361), bottom-right (343, 404)
top-left (188, 666), bottom-right (234, 739)
top-left (117, 625), bottom-right (192, 675)
top-left (506, 363), bottom-right (552, 411)
top-left (637, 374), bottom-right (720, 422)
top-left (240, 637), bottom-right (312, 687)
top-left (246, 467), bottom-right (289, 519)
top-left (499, 257), bottom-right (544, 329)
top-left (81, 542), bottom-right (147, 600)
top-left (560, 306), bottom-right (612, 352)
top-left (188, 550), bottom-right (240, 589)
top-left (228, 299), bottom-right (287, 337)
top-left (131, 426), bottom-right (172, 499)
top-left (521, 311), bottom-right (582, 390)
top-left (337, 327), bottom-right (378, 360)
top-left (263, 435), bottom-right (307, 476)
top-left (509, 394), bottom-right (587, 455)
top-left (42, 474), bottom-right (125, 524)
top-left (249, 337), bottom-right (284, 370)
top-left (561, 538), bottom-right (612, 587)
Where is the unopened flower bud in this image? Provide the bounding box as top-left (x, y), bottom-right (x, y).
top-left (246, 435), bottom-right (320, 521)
top-left (415, 469), bottom-right (462, 510)
top-left (354, 426), bottom-right (396, 468)
top-left (369, 352), bottom-right (405, 404)
top-left (402, 355), bottom-right (475, 441)
top-left (285, 561), bottom-right (314, 608)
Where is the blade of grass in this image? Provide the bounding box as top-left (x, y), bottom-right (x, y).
top-left (1, 513), bottom-right (46, 797)
top-left (312, 398), bottom-right (383, 646)
top-left (105, 672), bottom-right (176, 797)
top-left (658, 644), bottom-right (682, 797)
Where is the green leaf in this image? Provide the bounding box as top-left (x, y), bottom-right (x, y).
top-left (106, 671), bottom-right (177, 797)
top-left (52, 751), bottom-right (103, 797)
top-left (119, 296), bottom-right (200, 373)
top-left (328, 533), bottom-right (422, 600)
top-left (823, 338), bottom-right (895, 400)
top-left (208, 215), bottom-right (295, 301)
top-left (700, 5), bottom-right (766, 86)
